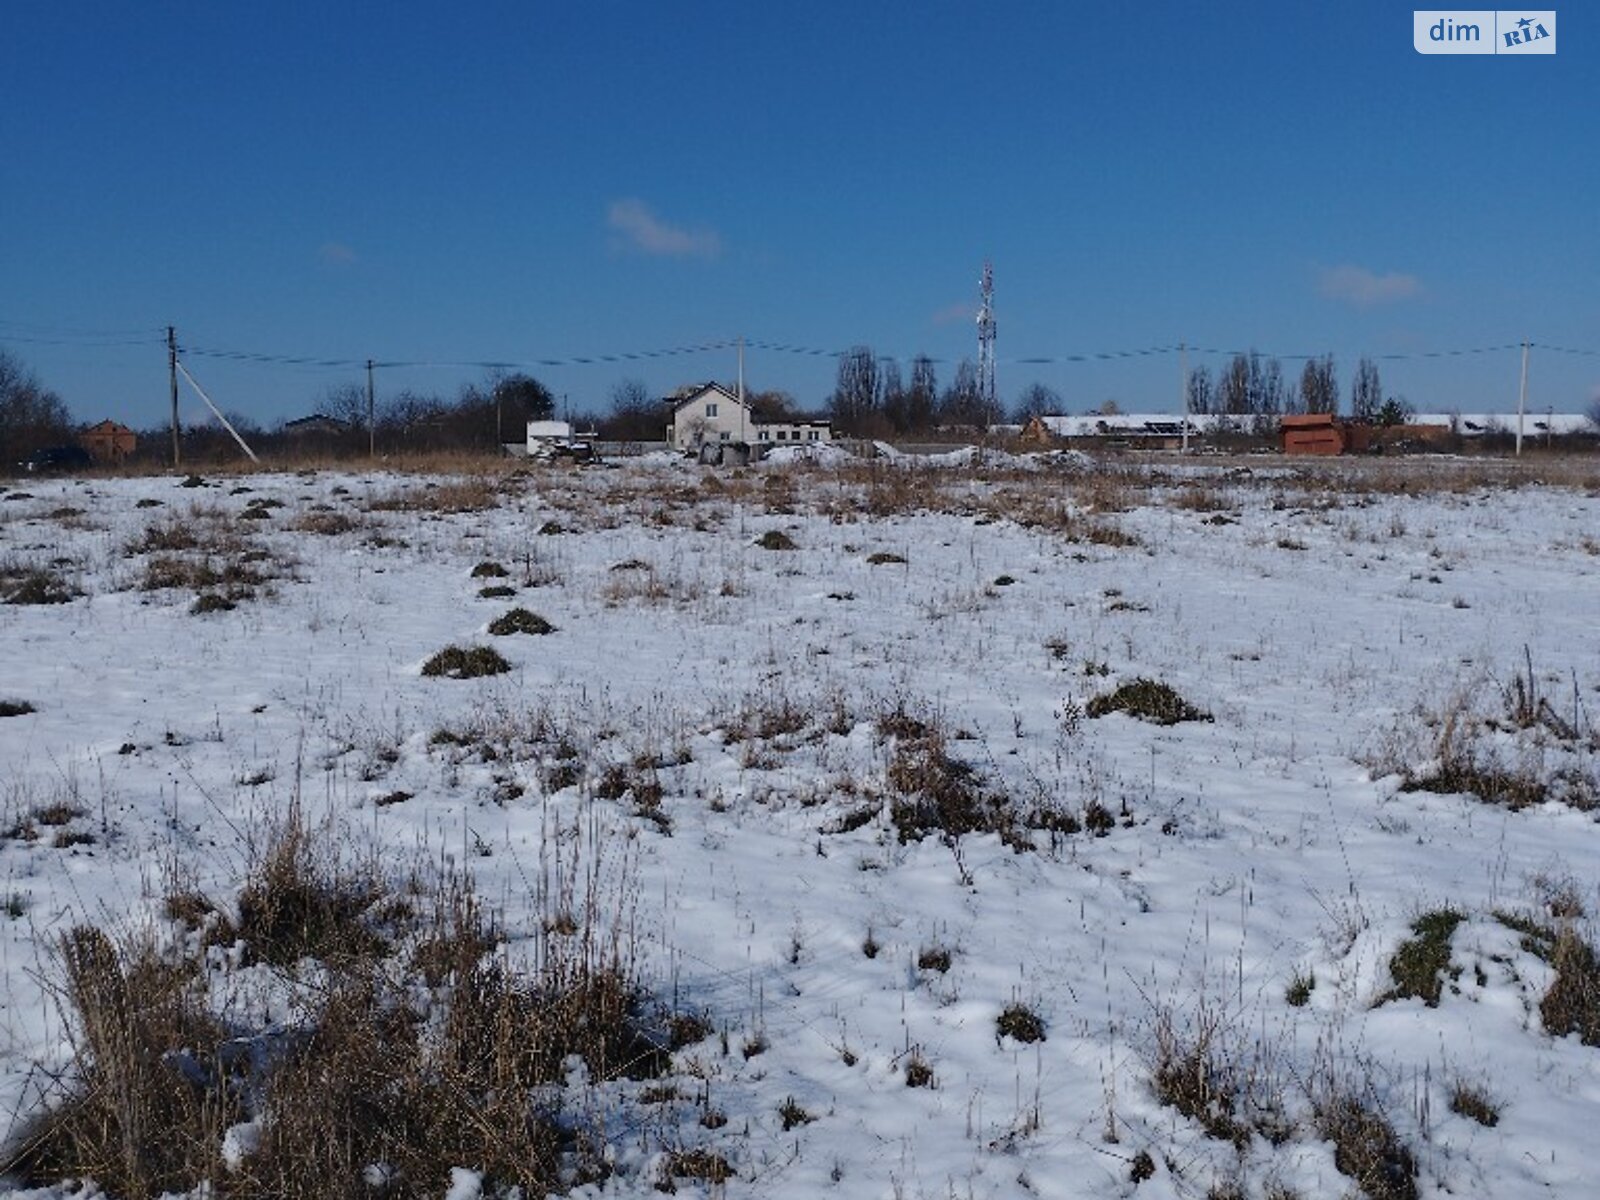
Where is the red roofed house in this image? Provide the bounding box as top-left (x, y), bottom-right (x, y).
top-left (79, 419), bottom-right (138, 464)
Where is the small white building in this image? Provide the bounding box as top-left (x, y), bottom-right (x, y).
top-left (525, 419), bottom-right (594, 461)
top-left (665, 383), bottom-right (832, 453)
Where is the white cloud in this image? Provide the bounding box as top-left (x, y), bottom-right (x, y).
top-left (606, 198), bottom-right (721, 259)
top-left (1318, 264), bottom-right (1422, 306)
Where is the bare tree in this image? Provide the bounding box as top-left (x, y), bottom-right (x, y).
top-left (1219, 354), bottom-right (1251, 415)
top-left (940, 360), bottom-right (994, 428)
top-left (0, 349), bottom-right (72, 463)
top-left (601, 378), bottom-right (660, 441)
top-left (1012, 382), bottom-right (1061, 424)
top-left (878, 359), bottom-right (904, 429)
top-left (902, 355), bottom-right (938, 433)
top-left (1186, 365), bottom-right (1214, 416)
top-left (829, 345), bottom-right (880, 433)
top-left (321, 382), bottom-right (369, 429)
top-left (1350, 357), bottom-right (1383, 423)
top-left (492, 373), bottom-right (556, 424)
top-left (1587, 393), bottom-right (1600, 434)
top-left (1299, 355), bottom-right (1338, 415)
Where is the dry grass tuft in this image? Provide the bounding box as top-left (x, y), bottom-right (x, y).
top-left (289, 510), bottom-right (363, 536)
top-left (7, 807), bottom-right (695, 1198)
top-left (997, 1002), bottom-right (1046, 1044)
top-left (1, 564), bottom-right (81, 605)
top-left (1314, 1093), bottom-right (1417, 1200)
top-left (1540, 927), bottom-right (1600, 1045)
top-left (487, 608), bottom-right (555, 636)
top-left (1448, 1080), bottom-right (1500, 1127)
top-left (3, 927), bottom-right (235, 1197)
top-left (1379, 909), bottom-right (1464, 1007)
top-left (235, 817), bottom-right (388, 969)
top-left (1151, 1007), bottom-right (1252, 1149)
top-left (1087, 678), bottom-right (1211, 725)
top-left (421, 645), bottom-right (512, 679)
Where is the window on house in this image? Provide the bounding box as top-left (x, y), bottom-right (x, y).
top-left (719, 431), bottom-right (730, 441)
top-left (705, 403), bottom-right (718, 417)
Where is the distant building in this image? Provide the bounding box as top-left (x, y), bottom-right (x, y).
top-left (282, 414), bottom-right (350, 436)
top-left (1280, 413), bottom-right (1345, 456)
top-left (526, 419), bottom-right (594, 461)
top-left (78, 419), bottom-right (137, 463)
top-left (664, 383), bottom-right (832, 453)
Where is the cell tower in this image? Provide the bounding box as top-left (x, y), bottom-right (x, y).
top-left (976, 260), bottom-right (997, 411)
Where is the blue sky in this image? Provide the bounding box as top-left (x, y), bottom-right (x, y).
top-left (2, 2), bottom-right (1595, 427)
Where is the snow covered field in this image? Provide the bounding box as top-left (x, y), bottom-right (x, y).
top-left (1, 454), bottom-right (1597, 1199)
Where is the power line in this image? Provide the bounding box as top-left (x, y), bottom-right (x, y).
top-left (8, 324), bottom-right (1596, 377)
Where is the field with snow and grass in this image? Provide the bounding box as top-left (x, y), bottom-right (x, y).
top-left (1, 452), bottom-right (1598, 1200)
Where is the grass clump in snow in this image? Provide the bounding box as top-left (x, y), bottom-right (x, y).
top-left (0, 699), bottom-right (37, 717)
top-left (369, 477), bottom-right (501, 515)
top-left (7, 810), bottom-right (696, 1198)
top-left (1400, 757), bottom-right (1551, 810)
top-left (289, 509), bottom-right (362, 536)
top-left (1535, 926), bottom-right (1600, 1046)
top-left (1, 926), bottom-right (237, 1197)
top-left (421, 644), bottom-right (512, 679)
top-left (755, 529), bottom-right (797, 550)
top-left (1448, 1080), bottom-right (1500, 1127)
top-left (1, 565), bottom-right (80, 606)
top-left (1379, 909), bottom-right (1465, 1008)
top-left (1151, 1005), bottom-right (1252, 1149)
top-left (661, 1149), bottom-right (733, 1187)
top-left (1286, 966), bottom-right (1315, 1007)
top-left (1386, 674), bottom-right (1597, 812)
top-left (189, 592), bottom-right (235, 615)
top-left (917, 945), bottom-right (953, 973)
top-left (778, 1096), bottom-right (814, 1130)
top-left (470, 559), bottom-right (509, 578)
top-left (477, 583), bottom-right (516, 599)
top-left (487, 607), bottom-right (555, 636)
top-left (234, 811), bottom-right (389, 969)
top-left (1086, 678), bottom-right (1211, 725)
top-left (996, 1002), bottom-right (1046, 1044)
top-left (1314, 1092), bottom-right (1418, 1200)
top-left (904, 1048), bottom-right (935, 1088)
top-left (866, 550), bottom-right (906, 565)
top-left (879, 703), bottom-right (1084, 851)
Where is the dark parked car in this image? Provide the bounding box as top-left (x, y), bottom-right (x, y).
top-left (22, 445), bottom-right (93, 473)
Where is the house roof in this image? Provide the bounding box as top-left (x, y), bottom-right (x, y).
top-left (665, 382), bottom-right (742, 412)
top-left (83, 419), bottom-right (135, 435)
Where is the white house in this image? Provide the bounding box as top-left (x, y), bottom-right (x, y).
top-left (665, 383), bottom-right (832, 453)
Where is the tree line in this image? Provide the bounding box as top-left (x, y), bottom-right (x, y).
top-left (823, 347), bottom-right (1008, 437)
top-left (1185, 352), bottom-right (1413, 426)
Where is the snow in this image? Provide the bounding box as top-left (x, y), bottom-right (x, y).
top-left (1, 459), bottom-right (1598, 1198)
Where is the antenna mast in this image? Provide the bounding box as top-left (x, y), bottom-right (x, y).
top-left (976, 261), bottom-right (997, 413)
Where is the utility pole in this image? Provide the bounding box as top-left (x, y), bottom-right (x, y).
top-left (1515, 340), bottom-right (1529, 457)
top-left (365, 359), bottom-right (375, 459)
top-left (737, 335), bottom-right (746, 444)
top-left (1180, 341), bottom-right (1189, 454)
top-left (167, 325), bottom-right (180, 468)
